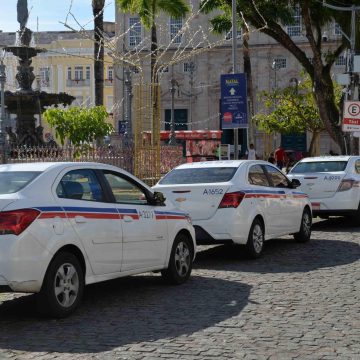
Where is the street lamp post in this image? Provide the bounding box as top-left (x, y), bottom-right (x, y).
top-left (0, 55), bottom-right (6, 164)
top-left (169, 66), bottom-right (179, 145)
top-left (271, 60), bottom-right (281, 149)
top-left (124, 68), bottom-right (133, 141)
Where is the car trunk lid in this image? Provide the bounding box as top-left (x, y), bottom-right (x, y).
top-left (289, 172), bottom-right (347, 199)
top-left (154, 184), bottom-right (231, 220)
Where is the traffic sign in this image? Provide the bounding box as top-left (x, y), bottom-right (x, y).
top-left (342, 101), bottom-right (360, 132)
top-left (220, 73), bottom-right (248, 129)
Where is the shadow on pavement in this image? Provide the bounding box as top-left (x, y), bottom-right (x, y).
top-left (194, 236), bottom-right (360, 273)
top-left (312, 216), bottom-right (359, 232)
top-left (0, 275), bottom-right (250, 353)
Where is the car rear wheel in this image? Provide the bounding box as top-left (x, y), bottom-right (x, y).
top-left (294, 208), bottom-right (312, 243)
top-left (38, 252), bottom-right (84, 318)
top-left (349, 202), bottom-right (360, 225)
top-left (245, 218), bottom-right (264, 259)
top-left (161, 233), bottom-right (193, 285)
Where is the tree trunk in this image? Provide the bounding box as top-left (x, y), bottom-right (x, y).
top-left (93, 0), bottom-right (105, 106)
top-left (150, 23), bottom-right (158, 83)
top-left (308, 130), bottom-right (320, 156)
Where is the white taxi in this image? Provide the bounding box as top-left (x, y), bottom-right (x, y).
top-left (0, 162), bottom-right (195, 318)
top-left (287, 156), bottom-right (360, 219)
top-left (153, 160), bottom-right (312, 258)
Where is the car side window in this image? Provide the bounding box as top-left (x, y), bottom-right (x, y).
top-left (355, 160), bottom-right (360, 174)
top-left (248, 165), bottom-right (270, 187)
top-left (56, 169), bottom-right (104, 202)
top-left (265, 165), bottom-right (290, 188)
top-left (103, 171), bottom-right (148, 205)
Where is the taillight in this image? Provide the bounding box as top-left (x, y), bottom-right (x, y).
top-left (219, 192), bottom-right (245, 208)
top-left (0, 209), bottom-right (40, 235)
top-left (337, 179), bottom-right (355, 192)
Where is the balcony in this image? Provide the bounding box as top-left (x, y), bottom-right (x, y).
top-left (66, 79), bottom-right (90, 87)
top-left (104, 78), bottom-right (114, 87)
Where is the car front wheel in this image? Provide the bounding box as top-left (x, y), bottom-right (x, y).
top-left (245, 218), bottom-right (264, 259)
top-left (294, 208), bottom-right (312, 243)
top-left (38, 252), bottom-right (84, 318)
top-left (161, 233), bottom-right (193, 285)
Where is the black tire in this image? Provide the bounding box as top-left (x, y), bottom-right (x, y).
top-left (294, 208), bottom-right (312, 243)
top-left (245, 218), bottom-right (264, 259)
top-left (161, 233), bottom-right (193, 285)
top-left (349, 202), bottom-right (360, 226)
top-left (37, 252), bottom-right (84, 318)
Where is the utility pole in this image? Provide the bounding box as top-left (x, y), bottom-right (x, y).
top-left (231, 0), bottom-right (239, 159)
top-left (169, 65), bottom-right (178, 145)
top-left (0, 56), bottom-right (6, 164)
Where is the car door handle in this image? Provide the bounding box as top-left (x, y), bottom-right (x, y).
top-left (123, 216), bottom-right (133, 222)
top-left (74, 216), bottom-right (87, 223)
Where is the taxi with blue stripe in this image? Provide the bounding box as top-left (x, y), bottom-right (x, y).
top-left (153, 160), bottom-right (312, 258)
top-left (0, 162), bottom-right (195, 317)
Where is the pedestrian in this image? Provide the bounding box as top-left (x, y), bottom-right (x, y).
top-left (274, 146), bottom-right (285, 169)
top-left (245, 143), bottom-right (258, 160)
top-left (267, 152), bottom-right (275, 164)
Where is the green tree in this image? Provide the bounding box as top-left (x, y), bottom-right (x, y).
top-left (44, 106), bottom-right (114, 154)
top-left (92, 0), bottom-right (105, 106)
top-left (201, 0), bottom-right (360, 153)
top-left (116, 0), bottom-right (190, 82)
top-left (253, 76), bottom-right (342, 156)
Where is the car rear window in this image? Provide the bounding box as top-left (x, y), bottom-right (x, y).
top-left (290, 161), bottom-right (348, 173)
top-left (159, 167), bottom-right (238, 184)
top-left (0, 171), bottom-right (42, 194)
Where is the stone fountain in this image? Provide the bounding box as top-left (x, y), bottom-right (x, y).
top-left (3, 0), bottom-right (74, 146)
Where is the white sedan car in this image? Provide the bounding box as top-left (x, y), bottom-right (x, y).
top-left (153, 160), bottom-right (312, 258)
top-left (0, 162), bottom-right (195, 318)
top-left (287, 156), bottom-right (360, 219)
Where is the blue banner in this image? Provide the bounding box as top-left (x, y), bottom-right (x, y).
top-left (220, 73), bottom-right (248, 129)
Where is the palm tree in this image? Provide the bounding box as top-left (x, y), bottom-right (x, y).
top-left (92, 0), bottom-right (105, 106)
top-left (116, 0), bottom-right (189, 83)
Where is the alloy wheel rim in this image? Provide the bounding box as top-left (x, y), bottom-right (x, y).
top-left (253, 224), bottom-right (264, 253)
top-left (54, 263), bottom-right (79, 308)
top-left (303, 212), bottom-right (311, 237)
top-left (174, 241), bottom-right (190, 277)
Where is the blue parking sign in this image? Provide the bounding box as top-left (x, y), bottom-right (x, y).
top-left (220, 73), bottom-right (248, 129)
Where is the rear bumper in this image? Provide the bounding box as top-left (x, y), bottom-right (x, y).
top-left (313, 209), bottom-right (358, 217)
top-left (311, 191), bottom-right (359, 214)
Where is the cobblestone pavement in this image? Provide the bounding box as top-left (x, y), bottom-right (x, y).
top-left (0, 218), bottom-right (359, 360)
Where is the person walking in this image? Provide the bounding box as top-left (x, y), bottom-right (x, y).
top-left (245, 143), bottom-right (258, 160)
top-left (274, 146), bottom-right (285, 169)
top-left (267, 152), bottom-right (275, 164)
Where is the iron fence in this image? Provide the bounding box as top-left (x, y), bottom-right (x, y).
top-left (4, 144), bottom-right (184, 185)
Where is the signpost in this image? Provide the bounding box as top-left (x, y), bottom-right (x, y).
top-left (220, 73), bottom-right (248, 130)
top-left (342, 101), bottom-right (360, 132)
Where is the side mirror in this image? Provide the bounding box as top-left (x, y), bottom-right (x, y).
top-left (150, 191), bottom-right (166, 205)
top-left (291, 178), bottom-right (301, 188)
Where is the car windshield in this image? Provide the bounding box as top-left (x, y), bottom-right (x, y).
top-left (290, 161), bottom-right (348, 173)
top-left (0, 171), bottom-right (42, 194)
top-left (159, 167), bottom-right (238, 184)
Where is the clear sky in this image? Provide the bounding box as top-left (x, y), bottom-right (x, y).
top-left (0, 0), bottom-right (115, 32)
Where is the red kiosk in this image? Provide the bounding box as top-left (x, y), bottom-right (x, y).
top-left (161, 130), bottom-right (222, 162)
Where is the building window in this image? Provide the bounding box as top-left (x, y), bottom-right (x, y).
top-left (335, 55), bottom-right (346, 66)
top-left (273, 58), bottom-right (287, 69)
top-left (170, 17), bottom-right (183, 44)
top-left (160, 66), bottom-right (169, 73)
top-left (183, 62), bottom-right (195, 73)
top-left (67, 67), bottom-right (72, 80)
top-left (334, 22), bottom-right (342, 36)
top-left (74, 66), bottom-right (83, 80)
top-left (39, 67), bottom-right (50, 86)
top-left (130, 66), bottom-right (139, 74)
top-left (286, 5), bottom-right (301, 37)
top-left (129, 17), bottom-right (141, 47)
top-left (107, 66), bottom-right (113, 80)
top-left (86, 66), bottom-right (91, 80)
top-left (225, 27), bottom-right (242, 40)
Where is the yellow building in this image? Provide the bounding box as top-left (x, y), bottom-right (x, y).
top-left (0, 23), bottom-right (115, 140)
